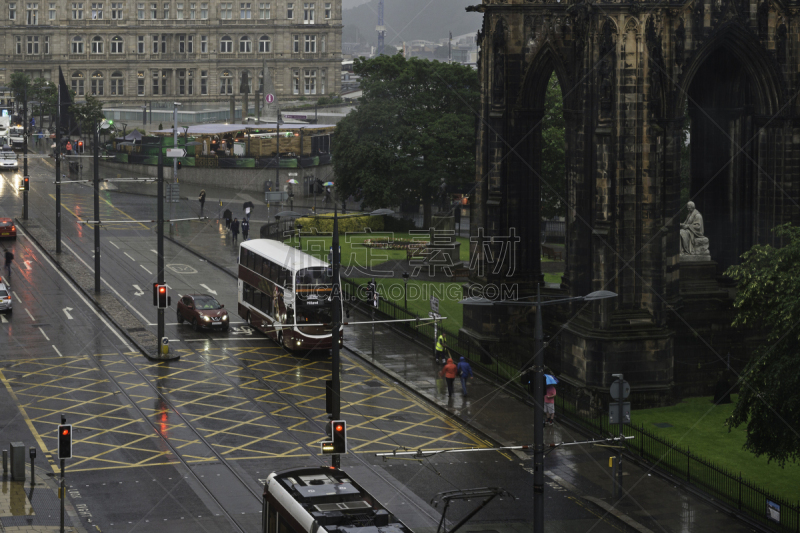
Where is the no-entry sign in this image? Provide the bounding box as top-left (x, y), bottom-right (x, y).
top-left (265, 93), bottom-right (275, 104)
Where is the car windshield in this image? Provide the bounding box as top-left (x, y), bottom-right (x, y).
top-left (0, 290), bottom-right (8, 297)
top-left (296, 267), bottom-right (330, 286)
top-left (0, 152), bottom-right (16, 159)
top-left (194, 296), bottom-right (221, 310)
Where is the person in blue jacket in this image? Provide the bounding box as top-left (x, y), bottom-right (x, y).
top-left (457, 356), bottom-right (474, 396)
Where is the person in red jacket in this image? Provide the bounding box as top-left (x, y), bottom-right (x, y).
top-left (439, 358), bottom-right (458, 397)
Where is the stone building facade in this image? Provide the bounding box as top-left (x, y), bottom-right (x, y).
top-left (0, 0), bottom-right (342, 102)
top-left (465, 0), bottom-right (800, 405)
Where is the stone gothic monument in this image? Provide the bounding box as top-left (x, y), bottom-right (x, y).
top-left (463, 0), bottom-right (799, 406)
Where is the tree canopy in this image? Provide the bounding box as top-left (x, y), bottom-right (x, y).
top-left (332, 54), bottom-right (479, 227)
top-left (540, 72), bottom-right (565, 220)
top-left (725, 223), bottom-right (800, 466)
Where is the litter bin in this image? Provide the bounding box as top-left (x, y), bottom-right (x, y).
top-left (9, 441), bottom-right (25, 481)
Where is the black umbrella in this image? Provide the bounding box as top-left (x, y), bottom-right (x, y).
top-left (243, 200), bottom-right (255, 210)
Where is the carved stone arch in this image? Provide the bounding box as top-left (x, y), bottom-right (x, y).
top-left (516, 44), bottom-right (572, 110)
top-left (492, 18), bottom-right (508, 106)
top-left (624, 16), bottom-right (641, 34)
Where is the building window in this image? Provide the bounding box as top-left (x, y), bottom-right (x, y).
top-left (26, 2), bottom-right (38, 24)
top-left (286, 2), bottom-right (292, 18)
top-left (324, 1), bottom-right (329, 18)
top-left (220, 70), bottom-right (232, 94)
top-left (91, 35), bottom-right (104, 53)
top-left (293, 34), bottom-right (299, 53)
top-left (304, 69), bottom-right (316, 94)
top-left (111, 71), bottom-right (123, 95)
top-left (240, 70), bottom-right (252, 93)
top-left (26, 35), bottom-right (39, 54)
top-left (187, 70), bottom-right (193, 94)
top-left (258, 34), bottom-right (270, 52)
top-left (200, 70), bottom-right (207, 94)
top-left (239, 35), bottom-right (251, 52)
top-left (111, 1), bottom-right (122, 18)
top-left (72, 72), bottom-right (85, 95)
top-left (137, 35), bottom-right (144, 53)
top-left (15, 36), bottom-right (22, 54)
top-left (189, 1), bottom-right (195, 18)
top-left (176, 1), bottom-right (182, 17)
top-left (161, 33), bottom-right (166, 52)
top-left (292, 69), bottom-right (299, 94)
top-left (178, 69), bottom-right (186, 94)
top-left (91, 2), bottom-right (101, 18)
top-left (137, 1), bottom-right (143, 17)
top-left (320, 34), bottom-right (325, 52)
top-left (91, 72), bottom-right (104, 95)
top-left (72, 2), bottom-right (83, 19)
top-left (9, 2), bottom-right (17, 19)
top-left (304, 34), bottom-right (315, 52)
top-left (239, 1), bottom-right (249, 18)
top-left (178, 34), bottom-right (185, 52)
top-left (220, 1), bottom-right (231, 18)
top-left (152, 34), bottom-right (158, 53)
top-left (111, 35), bottom-right (123, 53)
top-left (44, 35), bottom-right (50, 53)
top-left (150, 2), bottom-right (156, 18)
top-left (71, 35), bottom-right (84, 53)
top-left (302, 2), bottom-right (312, 23)
top-left (137, 71), bottom-right (145, 95)
top-left (258, 2), bottom-right (268, 18)
top-left (200, 1), bottom-right (206, 18)
top-left (200, 34), bottom-right (207, 52)
top-left (220, 35), bottom-right (232, 52)
top-left (162, 1), bottom-right (168, 18)
top-left (152, 71), bottom-right (159, 94)
top-left (187, 34), bottom-right (193, 52)
top-left (49, 2), bottom-right (56, 19)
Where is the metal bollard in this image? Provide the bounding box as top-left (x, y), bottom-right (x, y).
top-left (10, 442), bottom-right (25, 481)
top-left (2, 449), bottom-right (7, 474)
top-left (29, 448), bottom-right (36, 485)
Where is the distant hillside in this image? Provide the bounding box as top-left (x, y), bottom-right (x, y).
top-left (342, 0), bottom-right (481, 47)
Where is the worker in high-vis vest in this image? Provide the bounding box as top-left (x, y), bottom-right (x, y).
top-left (435, 333), bottom-right (446, 364)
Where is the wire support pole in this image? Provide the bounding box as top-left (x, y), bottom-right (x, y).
top-left (55, 83), bottom-right (62, 253)
top-left (331, 204), bottom-right (341, 469)
top-left (93, 123), bottom-right (101, 293)
top-left (157, 136), bottom-right (165, 344)
top-left (23, 91), bottom-right (29, 220)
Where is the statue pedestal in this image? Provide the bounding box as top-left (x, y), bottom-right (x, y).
top-left (679, 260), bottom-right (728, 298)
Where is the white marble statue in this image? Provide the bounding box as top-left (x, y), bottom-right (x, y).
top-left (680, 201), bottom-right (710, 260)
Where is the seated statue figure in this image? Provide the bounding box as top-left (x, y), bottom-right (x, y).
top-left (680, 201), bottom-right (710, 259)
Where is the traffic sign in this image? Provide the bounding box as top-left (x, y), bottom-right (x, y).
top-left (430, 296), bottom-right (439, 314)
top-left (610, 379), bottom-right (630, 400)
top-left (609, 402), bottom-right (631, 425)
top-left (265, 93), bottom-right (275, 104)
top-left (166, 148), bottom-right (186, 158)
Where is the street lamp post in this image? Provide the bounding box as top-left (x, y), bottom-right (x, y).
top-left (402, 271), bottom-right (410, 309)
top-left (93, 119), bottom-right (113, 293)
top-left (459, 288), bottom-right (617, 533)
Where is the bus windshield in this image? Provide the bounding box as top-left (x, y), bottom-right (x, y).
top-left (296, 267), bottom-right (330, 286)
top-left (296, 307), bottom-right (332, 325)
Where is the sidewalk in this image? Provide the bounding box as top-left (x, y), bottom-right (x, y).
top-left (0, 466), bottom-right (86, 533)
top-left (160, 206), bottom-right (762, 533)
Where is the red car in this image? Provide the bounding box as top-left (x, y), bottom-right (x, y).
top-left (0, 218), bottom-right (16, 240)
top-left (177, 294), bottom-right (230, 331)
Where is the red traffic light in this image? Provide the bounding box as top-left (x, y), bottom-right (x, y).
top-left (334, 423), bottom-right (343, 432)
top-left (159, 286), bottom-right (166, 294)
top-left (61, 428), bottom-right (70, 436)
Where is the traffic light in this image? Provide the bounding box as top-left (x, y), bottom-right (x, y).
top-left (77, 140), bottom-right (84, 154)
top-left (57, 424), bottom-right (72, 459)
top-left (153, 283), bottom-right (159, 306)
top-left (19, 176), bottom-right (29, 191)
top-left (158, 284), bottom-right (168, 308)
top-left (176, 161), bottom-right (182, 170)
top-left (322, 420), bottom-right (347, 454)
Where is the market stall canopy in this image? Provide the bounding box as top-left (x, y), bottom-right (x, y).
top-left (152, 123), bottom-right (336, 135)
top-left (121, 130), bottom-right (143, 141)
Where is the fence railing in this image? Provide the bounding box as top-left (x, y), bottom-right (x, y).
top-left (556, 395), bottom-right (799, 532)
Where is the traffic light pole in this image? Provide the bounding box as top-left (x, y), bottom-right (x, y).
top-left (331, 206), bottom-right (341, 468)
top-left (55, 84), bottom-right (62, 254)
top-left (23, 93), bottom-right (28, 220)
top-left (157, 137), bottom-right (165, 345)
top-left (93, 124), bottom-right (101, 293)
top-left (59, 414), bottom-right (66, 533)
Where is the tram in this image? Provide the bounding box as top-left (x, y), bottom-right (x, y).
top-left (238, 239), bottom-right (343, 351)
top-left (262, 467), bottom-right (414, 533)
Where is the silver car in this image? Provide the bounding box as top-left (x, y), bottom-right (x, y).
top-left (0, 279), bottom-right (11, 312)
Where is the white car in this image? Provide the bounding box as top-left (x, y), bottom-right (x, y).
top-left (0, 278), bottom-right (11, 313)
top-left (0, 147), bottom-right (18, 171)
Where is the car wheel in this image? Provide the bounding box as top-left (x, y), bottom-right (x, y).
top-left (277, 331), bottom-right (284, 347)
top-left (177, 311), bottom-right (184, 324)
top-left (192, 318), bottom-right (199, 331)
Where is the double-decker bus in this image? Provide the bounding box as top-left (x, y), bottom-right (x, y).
top-left (238, 239), bottom-right (342, 351)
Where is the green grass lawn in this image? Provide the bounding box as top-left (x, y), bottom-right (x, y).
top-left (633, 396), bottom-right (800, 502)
top-left (350, 277), bottom-right (463, 329)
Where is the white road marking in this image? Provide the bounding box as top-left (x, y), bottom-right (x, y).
top-left (133, 284), bottom-right (144, 296)
top-left (199, 284), bottom-right (217, 295)
top-left (1, 315), bottom-right (8, 323)
top-left (109, 241), bottom-right (120, 249)
top-left (39, 327), bottom-right (50, 341)
top-left (23, 260), bottom-right (32, 270)
top-left (25, 308), bottom-right (35, 321)
top-left (124, 252), bottom-right (136, 261)
top-left (12, 291), bottom-right (20, 301)
top-left (52, 345), bottom-right (64, 357)
top-left (63, 307), bottom-right (74, 320)
top-left (140, 265), bottom-right (152, 275)
top-left (150, 249), bottom-right (157, 254)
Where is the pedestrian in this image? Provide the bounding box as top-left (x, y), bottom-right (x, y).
top-left (65, 140), bottom-right (72, 154)
top-left (231, 218), bottom-right (240, 245)
top-left (241, 218), bottom-right (250, 241)
top-left (435, 332), bottom-right (446, 364)
top-left (545, 382), bottom-right (557, 425)
top-left (4, 248), bottom-right (13, 282)
top-left (456, 356), bottom-right (473, 396)
top-left (243, 200), bottom-right (254, 221)
top-left (223, 208), bottom-right (232, 231)
top-left (439, 357), bottom-right (458, 397)
top-left (158, 123), bottom-right (163, 130)
top-left (198, 189), bottom-right (206, 215)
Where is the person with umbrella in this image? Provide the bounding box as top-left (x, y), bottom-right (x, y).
top-left (231, 217), bottom-right (240, 245)
top-left (223, 208), bottom-right (232, 231)
top-left (198, 189), bottom-right (206, 215)
top-left (243, 200), bottom-right (254, 221)
top-left (544, 374), bottom-right (558, 426)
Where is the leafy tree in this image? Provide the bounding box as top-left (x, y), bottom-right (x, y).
top-left (70, 94), bottom-right (106, 134)
top-left (725, 223), bottom-right (800, 466)
top-left (379, 44), bottom-right (399, 56)
top-left (9, 72), bottom-right (32, 112)
top-left (332, 55), bottom-right (479, 227)
top-left (540, 72), bottom-right (565, 220)
top-left (29, 78), bottom-right (57, 130)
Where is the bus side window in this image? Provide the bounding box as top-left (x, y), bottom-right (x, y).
top-left (264, 502), bottom-right (277, 533)
top-left (284, 269), bottom-right (293, 289)
top-left (277, 514), bottom-right (292, 533)
top-left (254, 255), bottom-right (262, 275)
top-left (263, 260), bottom-right (272, 280)
top-left (239, 248), bottom-right (246, 266)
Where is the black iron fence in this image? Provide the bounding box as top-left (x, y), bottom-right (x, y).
top-left (342, 276), bottom-right (798, 532)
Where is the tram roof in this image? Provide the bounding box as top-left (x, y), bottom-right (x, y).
top-left (241, 239), bottom-right (329, 271)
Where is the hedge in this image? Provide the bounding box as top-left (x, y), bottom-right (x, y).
top-left (295, 213), bottom-right (384, 234)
